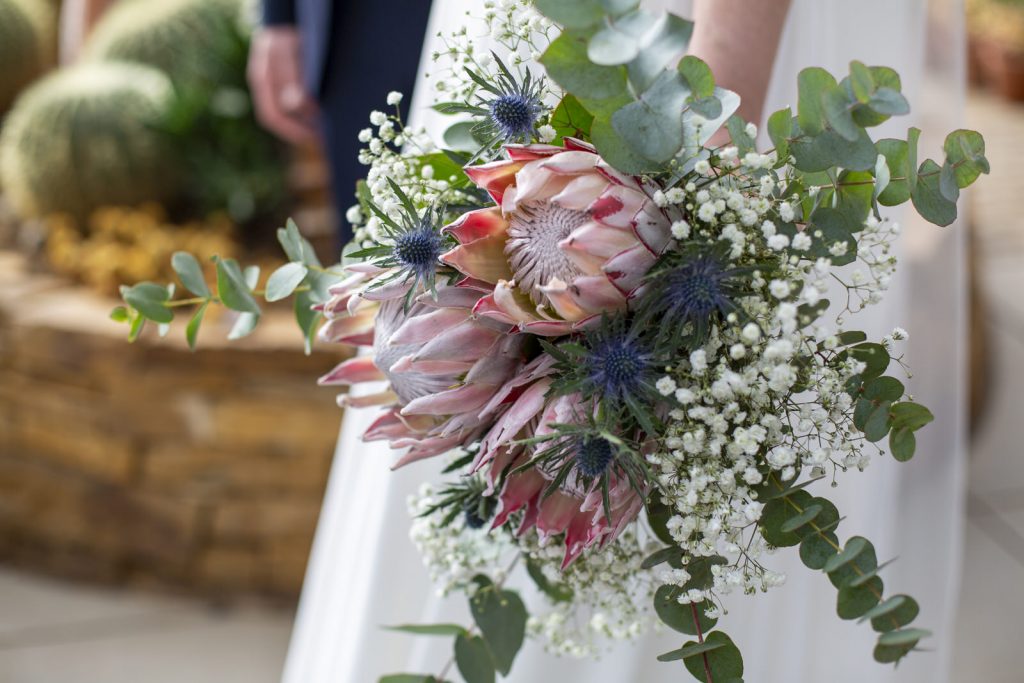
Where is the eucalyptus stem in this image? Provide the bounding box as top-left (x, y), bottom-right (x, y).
top-left (690, 602), bottom-right (714, 683)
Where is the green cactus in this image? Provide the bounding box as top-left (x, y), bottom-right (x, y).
top-left (82, 0), bottom-right (247, 88)
top-left (0, 62), bottom-right (181, 219)
top-left (0, 0), bottom-right (55, 114)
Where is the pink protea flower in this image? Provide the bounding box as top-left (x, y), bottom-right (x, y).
top-left (470, 357), bottom-right (645, 567)
top-left (440, 138), bottom-right (673, 336)
top-left (317, 275), bottom-right (526, 469)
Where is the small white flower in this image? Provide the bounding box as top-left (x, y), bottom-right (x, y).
top-left (779, 201), bottom-right (795, 222)
top-left (694, 159), bottom-right (711, 175)
top-left (656, 376), bottom-right (678, 396)
top-left (671, 220), bottom-right (691, 239)
top-left (345, 205), bottom-right (363, 225)
top-left (386, 91), bottom-right (404, 106)
top-left (745, 122), bottom-right (758, 138)
top-left (358, 128), bottom-right (373, 143)
top-left (767, 234), bottom-right (790, 250)
top-left (537, 124), bottom-right (557, 142)
top-left (769, 279), bottom-right (791, 299)
top-left (891, 326), bottom-right (909, 341)
top-left (369, 110), bottom-right (387, 126)
top-left (741, 323), bottom-right (761, 343)
top-left (791, 232), bottom-right (812, 251)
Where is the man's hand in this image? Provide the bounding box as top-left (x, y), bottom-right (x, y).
top-left (247, 26), bottom-right (319, 144)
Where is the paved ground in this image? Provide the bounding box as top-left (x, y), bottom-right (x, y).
top-left (0, 92), bottom-right (1021, 683)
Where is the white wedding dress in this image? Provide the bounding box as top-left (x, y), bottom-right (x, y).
top-left (282, 1), bottom-right (968, 681)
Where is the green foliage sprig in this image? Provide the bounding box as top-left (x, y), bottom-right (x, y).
top-left (112, 219), bottom-right (344, 352)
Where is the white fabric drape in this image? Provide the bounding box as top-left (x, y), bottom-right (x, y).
top-left (282, 1), bottom-right (968, 681)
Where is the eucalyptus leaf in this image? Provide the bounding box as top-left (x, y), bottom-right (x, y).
top-left (767, 107), bottom-right (792, 161)
top-left (228, 312), bottom-right (259, 340)
top-left (863, 400), bottom-right (893, 442)
top-left (277, 218), bottom-right (305, 263)
top-left (837, 577), bottom-right (883, 620)
top-left (532, 0), bottom-right (604, 28)
top-left (454, 634), bottom-right (495, 683)
top-left (171, 252), bottom-right (210, 297)
top-left (682, 631), bottom-right (744, 681)
top-left (387, 624), bottom-right (468, 637)
top-left (943, 129), bottom-right (990, 188)
top-left (215, 258), bottom-right (261, 314)
top-left (939, 160), bottom-right (960, 203)
top-left (849, 60), bottom-right (875, 103)
top-left (866, 594), bottom-right (920, 632)
top-left (611, 70), bottom-right (688, 162)
top-left (625, 12), bottom-right (693, 91)
top-left (294, 289), bottom-right (321, 355)
top-left (875, 138), bottom-right (911, 206)
top-left (797, 67), bottom-right (837, 136)
top-left (591, 117), bottom-right (657, 175)
top-left (654, 586), bottom-right (717, 635)
top-left (678, 55), bottom-right (715, 98)
top-left (124, 282), bottom-right (173, 324)
top-left (889, 426), bottom-right (917, 462)
top-left (186, 301), bottom-right (208, 351)
top-left (823, 85), bottom-right (860, 141)
top-left (469, 577), bottom-right (527, 676)
top-left (266, 262), bottom-right (308, 302)
top-left (889, 402), bottom-right (934, 430)
top-left (912, 158), bottom-right (958, 226)
top-left (541, 31), bottom-right (631, 103)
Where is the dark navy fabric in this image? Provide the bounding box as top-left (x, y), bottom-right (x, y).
top-left (261, 0), bottom-right (433, 244)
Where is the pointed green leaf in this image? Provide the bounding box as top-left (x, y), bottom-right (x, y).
top-left (683, 631), bottom-right (744, 681)
top-left (797, 67), bottom-right (838, 136)
top-left (468, 577), bottom-right (527, 676)
top-left (215, 258), bottom-right (260, 314)
top-left (654, 586), bottom-right (717, 635)
top-left (186, 301), bottom-right (208, 351)
top-left (387, 624), bottom-right (468, 637)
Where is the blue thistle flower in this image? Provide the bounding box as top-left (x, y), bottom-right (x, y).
top-left (584, 330), bottom-right (653, 404)
top-left (637, 243), bottom-right (758, 353)
top-left (575, 437), bottom-right (616, 478)
top-left (438, 53), bottom-right (547, 159)
top-left (350, 178), bottom-right (451, 307)
top-left (489, 92), bottom-right (541, 140)
top-left (393, 219), bottom-right (444, 282)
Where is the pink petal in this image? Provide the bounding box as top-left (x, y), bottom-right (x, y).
top-left (539, 150), bottom-right (599, 175)
top-left (318, 355), bottom-right (386, 386)
top-left (444, 207), bottom-right (508, 245)
top-left (413, 320), bottom-right (500, 362)
top-left (318, 309), bottom-right (376, 345)
top-left (360, 278), bottom-right (415, 302)
top-left (389, 307), bottom-right (469, 346)
top-left (464, 159), bottom-right (525, 203)
top-left (589, 185), bottom-right (646, 230)
top-left (440, 236), bottom-right (512, 284)
top-left (388, 354), bottom-right (474, 376)
top-left (391, 433), bottom-right (467, 469)
top-left (491, 280), bottom-right (540, 324)
top-left (568, 274), bottom-right (627, 313)
top-left (536, 493), bottom-right (580, 539)
top-left (504, 143), bottom-right (563, 161)
top-left (340, 390), bottom-right (398, 408)
top-left (492, 468), bottom-right (545, 528)
top-left (551, 174), bottom-right (608, 210)
top-left (563, 137), bottom-right (597, 153)
top-left (417, 285), bottom-right (484, 309)
top-left (401, 382), bottom-right (497, 416)
top-left (632, 202), bottom-right (672, 255)
top-left (476, 378), bottom-right (552, 466)
top-left (602, 243), bottom-right (657, 294)
top-left (519, 319), bottom-right (575, 336)
top-left (538, 278), bottom-right (587, 321)
top-left (363, 409), bottom-right (418, 441)
top-left (473, 293), bottom-right (518, 326)
top-left (564, 221), bottom-right (639, 260)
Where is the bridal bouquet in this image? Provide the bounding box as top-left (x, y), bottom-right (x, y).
top-left (114, 1), bottom-right (988, 681)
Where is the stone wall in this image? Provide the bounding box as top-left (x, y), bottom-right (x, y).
top-left (0, 250), bottom-right (347, 599)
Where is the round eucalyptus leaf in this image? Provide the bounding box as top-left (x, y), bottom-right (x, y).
top-left (454, 634), bottom-right (495, 683)
top-left (826, 536), bottom-right (878, 589)
top-left (868, 594), bottom-right (920, 633)
top-left (682, 631), bottom-right (744, 681)
top-left (653, 587), bottom-right (717, 635)
top-left (799, 531), bottom-right (839, 570)
top-left (837, 576), bottom-right (883, 620)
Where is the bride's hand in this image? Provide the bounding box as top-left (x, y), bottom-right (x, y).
top-left (684, 0), bottom-right (792, 144)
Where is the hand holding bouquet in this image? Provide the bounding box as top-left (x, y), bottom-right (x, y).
top-left (115, 1), bottom-right (988, 680)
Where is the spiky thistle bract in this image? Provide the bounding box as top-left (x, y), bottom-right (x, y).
top-left (349, 178), bottom-right (453, 309)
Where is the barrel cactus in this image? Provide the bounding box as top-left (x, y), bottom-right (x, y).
top-left (82, 0), bottom-right (246, 88)
top-left (0, 0), bottom-right (56, 114)
top-left (0, 62), bottom-right (180, 219)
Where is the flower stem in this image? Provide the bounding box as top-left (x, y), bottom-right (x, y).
top-left (690, 602), bottom-right (714, 683)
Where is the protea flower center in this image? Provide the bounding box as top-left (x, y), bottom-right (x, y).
top-left (575, 437), bottom-right (615, 478)
top-left (394, 225), bottom-right (443, 278)
top-left (506, 201), bottom-right (588, 301)
top-left (668, 255), bottom-right (730, 316)
top-left (490, 93), bottom-right (538, 139)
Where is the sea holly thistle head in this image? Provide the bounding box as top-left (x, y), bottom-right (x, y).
top-left (544, 316), bottom-right (666, 436)
top-left (416, 475), bottom-right (498, 530)
top-left (514, 413), bottom-right (651, 519)
top-left (349, 178), bottom-right (452, 308)
top-left (637, 242), bottom-right (762, 354)
top-left (440, 53), bottom-right (546, 159)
